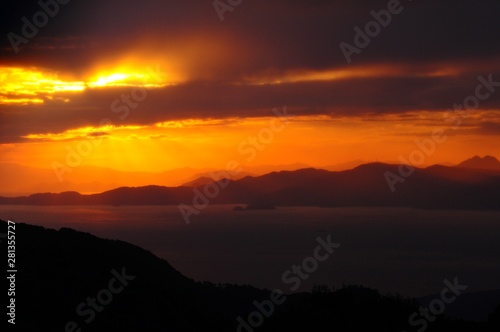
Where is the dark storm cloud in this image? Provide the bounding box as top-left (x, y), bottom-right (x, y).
top-left (1, 0), bottom-right (499, 72)
top-left (1, 0), bottom-right (500, 142)
top-left (2, 70), bottom-right (500, 143)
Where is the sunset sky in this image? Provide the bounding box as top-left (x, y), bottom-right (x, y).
top-left (1, 0), bottom-right (499, 192)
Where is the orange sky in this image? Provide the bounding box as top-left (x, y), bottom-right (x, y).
top-left (1, 0), bottom-right (499, 194)
top-left (1, 63), bottom-right (500, 195)
top-left (1, 65), bottom-right (499, 173)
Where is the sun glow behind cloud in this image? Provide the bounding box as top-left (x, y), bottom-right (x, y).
top-left (88, 73), bottom-right (143, 87)
top-left (0, 67), bottom-right (85, 104)
top-left (86, 65), bottom-right (174, 88)
top-left (0, 60), bottom-right (471, 105)
top-left (0, 65), bottom-right (172, 105)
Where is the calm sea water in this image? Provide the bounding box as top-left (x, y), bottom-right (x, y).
top-left (1, 205), bottom-right (499, 297)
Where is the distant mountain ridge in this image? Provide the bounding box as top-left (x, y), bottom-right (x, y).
top-left (1, 157), bottom-right (499, 210)
top-left (0, 162), bottom-right (307, 196)
top-left (3, 157), bottom-right (496, 196)
top-left (457, 155), bottom-right (500, 171)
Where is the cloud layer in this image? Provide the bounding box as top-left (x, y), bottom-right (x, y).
top-left (1, 0), bottom-right (500, 142)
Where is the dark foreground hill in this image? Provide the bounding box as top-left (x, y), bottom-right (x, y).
top-left (2, 220), bottom-right (499, 331)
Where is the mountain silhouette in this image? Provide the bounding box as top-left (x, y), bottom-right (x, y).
top-left (1, 158), bottom-right (499, 210)
top-left (181, 176), bottom-right (221, 187)
top-left (457, 155), bottom-right (500, 171)
top-left (0, 162), bottom-right (304, 196)
top-left (4, 219), bottom-right (499, 331)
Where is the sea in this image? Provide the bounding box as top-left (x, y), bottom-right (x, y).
top-left (1, 205), bottom-right (499, 297)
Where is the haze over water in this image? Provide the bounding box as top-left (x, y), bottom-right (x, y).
top-left (3, 205), bottom-right (499, 297)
